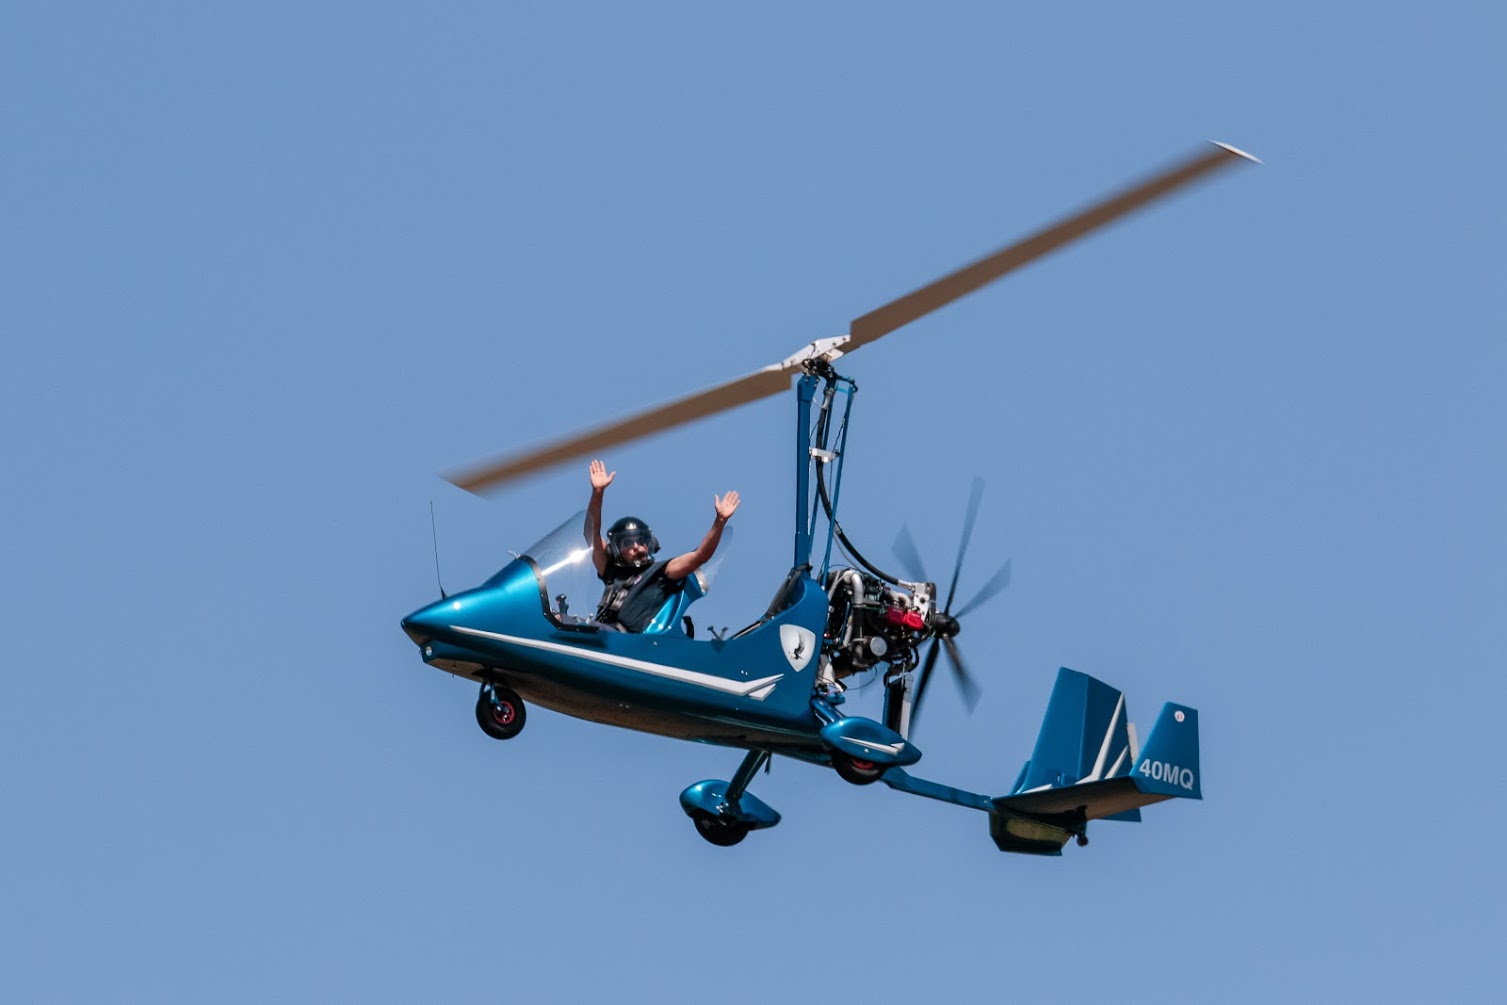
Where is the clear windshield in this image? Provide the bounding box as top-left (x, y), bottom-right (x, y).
top-left (511, 511), bottom-right (598, 625)
top-left (511, 509), bottom-right (730, 626)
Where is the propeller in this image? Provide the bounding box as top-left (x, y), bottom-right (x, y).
top-left (447, 142), bottom-right (1258, 494)
top-left (893, 477), bottom-right (1014, 727)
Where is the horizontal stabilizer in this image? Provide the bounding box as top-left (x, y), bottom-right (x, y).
top-left (996, 777), bottom-right (1159, 819)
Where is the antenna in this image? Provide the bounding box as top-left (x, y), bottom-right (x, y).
top-left (430, 502), bottom-right (447, 599)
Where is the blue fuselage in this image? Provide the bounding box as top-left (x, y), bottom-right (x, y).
top-left (401, 558), bottom-right (832, 751)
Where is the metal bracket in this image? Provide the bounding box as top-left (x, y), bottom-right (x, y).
top-left (779, 335), bottom-right (849, 370)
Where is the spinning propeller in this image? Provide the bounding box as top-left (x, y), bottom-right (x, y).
top-left (892, 478), bottom-right (1014, 726)
top-left (447, 142), bottom-right (1258, 494)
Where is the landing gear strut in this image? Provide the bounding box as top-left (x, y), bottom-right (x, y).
top-left (680, 750), bottom-right (781, 847)
top-left (475, 681), bottom-right (526, 740)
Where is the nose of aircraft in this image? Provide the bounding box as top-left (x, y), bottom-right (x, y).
top-left (401, 598), bottom-right (452, 646)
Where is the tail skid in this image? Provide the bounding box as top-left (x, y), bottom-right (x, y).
top-left (881, 667), bottom-right (1201, 856)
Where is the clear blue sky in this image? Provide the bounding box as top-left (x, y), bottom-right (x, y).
top-left (3, 3), bottom-right (1503, 1000)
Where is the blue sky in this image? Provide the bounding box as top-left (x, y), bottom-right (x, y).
top-left (3, 3), bottom-right (1503, 1000)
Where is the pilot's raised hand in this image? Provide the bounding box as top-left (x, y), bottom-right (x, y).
top-left (714, 490), bottom-right (740, 521)
top-left (589, 459), bottom-right (616, 492)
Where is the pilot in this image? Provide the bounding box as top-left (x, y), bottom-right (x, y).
top-left (584, 458), bottom-right (739, 632)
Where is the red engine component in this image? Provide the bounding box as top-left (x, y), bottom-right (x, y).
top-left (884, 606), bottom-right (926, 631)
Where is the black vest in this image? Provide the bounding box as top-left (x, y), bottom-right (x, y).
top-left (596, 560), bottom-right (685, 633)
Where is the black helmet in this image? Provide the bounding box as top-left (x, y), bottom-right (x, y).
top-left (607, 516), bottom-right (659, 568)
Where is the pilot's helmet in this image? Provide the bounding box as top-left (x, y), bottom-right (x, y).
top-left (607, 516), bottom-right (660, 569)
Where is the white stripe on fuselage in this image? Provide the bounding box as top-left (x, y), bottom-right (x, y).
top-left (844, 737), bottom-right (906, 755)
top-left (451, 626), bottom-right (784, 699)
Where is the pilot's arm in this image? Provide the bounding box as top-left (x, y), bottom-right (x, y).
top-left (585, 459), bottom-right (614, 576)
top-left (665, 491), bottom-right (740, 580)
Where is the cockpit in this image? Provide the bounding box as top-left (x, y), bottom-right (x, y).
top-left (493, 510), bottom-right (724, 635)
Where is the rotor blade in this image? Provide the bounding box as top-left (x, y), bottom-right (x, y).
top-left (845, 142), bottom-right (1258, 352)
top-left (942, 637), bottom-right (982, 713)
top-left (910, 639), bottom-right (943, 729)
top-left (892, 524), bottom-right (929, 583)
top-left (953, 559), bottom-right (1012, 620)
top-left (944, 477), bottom-right (985, 612)
top-left (447, 365), bottom-right (795, 494)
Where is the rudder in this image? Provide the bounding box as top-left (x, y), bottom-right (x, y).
top-left (1131, 702), bottom-right (1201, 799)
top-left (1011, 667), bottom-right (1136, 794)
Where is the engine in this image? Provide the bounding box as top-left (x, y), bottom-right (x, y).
top-left (822, 568), bottom-right (936, 683)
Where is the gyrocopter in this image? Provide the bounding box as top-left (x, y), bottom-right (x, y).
top-left (401, 142), bottom-right (1255, 851)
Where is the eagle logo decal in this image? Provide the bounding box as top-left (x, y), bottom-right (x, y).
top-left (779, 625), bottom-right (818, 673)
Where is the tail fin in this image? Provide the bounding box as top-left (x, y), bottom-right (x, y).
top-left (988, 668), bottom-right (1202, 854)
top-left (1009, 667), bottom-right (1136, 796)
top-left (1131, 702), bottom-right (1201, 799)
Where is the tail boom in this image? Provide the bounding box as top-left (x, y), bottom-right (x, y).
top-left (878, 668), bottom-right (1202, 856)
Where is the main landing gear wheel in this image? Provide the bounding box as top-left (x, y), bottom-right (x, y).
top-left (475, 683), bottom-right (526, 740)
top-left (831, 750), bottom-right (886, 786)
top-left (691, 811), bottom-right (750, 847)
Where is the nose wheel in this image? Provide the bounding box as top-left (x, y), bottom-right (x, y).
top-left (475, 682), bottom-right (526, 740)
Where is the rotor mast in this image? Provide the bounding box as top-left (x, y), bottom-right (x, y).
top-left (792, 362), bottom-right (858, 576)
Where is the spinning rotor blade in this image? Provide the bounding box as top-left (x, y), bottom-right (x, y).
top-left (447, 142), bottom-right (1256, 494)
top-left (942, 637), bottom-right (981, 712)
top-left (911, 636), bottom-right (982, 730)
top-left (911, 640), bottom-right (944, 727)
top-left (906, 477), bottom-right (1013, 732)
top-left (953, 559), bottom-right (1012, 620)
top-left (845, 142), bottom-right (1258, 352)
top-left (448, 365), bottom-right (794, 494)
top-left (892, 525), bottom-right (929, 584)
top-left (944, 477), bottom-right (986, 611)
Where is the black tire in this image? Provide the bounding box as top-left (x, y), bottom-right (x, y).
top-left (831, 750), bottom-right (885, 786)
top-left (692, 811), bottom-right (750, 847)
top-left (475, 684), bottom-right (526, 740)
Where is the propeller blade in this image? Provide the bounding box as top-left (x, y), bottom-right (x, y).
top-left (944, 477), bottom-right (985, 612)
top-left (845, 142), bottom-right (1258, 352)
top-left (953, 559), bottom-right (1012, 620)
top-left (892, 524), bottom-right (929, 583)
top-left (447, 365), bottom-right (795, 494)
top-left (942, 637), bottom-right (982, 713)
top-left (910, 639), bottom-right (943, 728)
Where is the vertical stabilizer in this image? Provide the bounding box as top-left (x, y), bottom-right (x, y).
top-left (1131, 703), bottom-right (1201, 799)
top-left (1012, 667), bottom-right (1137, 794)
